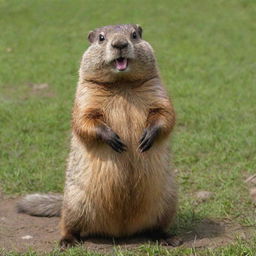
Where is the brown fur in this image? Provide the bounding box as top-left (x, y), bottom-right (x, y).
top-left (16, 24), bottom-right (178, 247)
top-left (61, 24), bottom-right (177, 244)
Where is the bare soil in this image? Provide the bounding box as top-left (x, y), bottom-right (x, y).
top-left (0, 197), bottom-right (252, 254)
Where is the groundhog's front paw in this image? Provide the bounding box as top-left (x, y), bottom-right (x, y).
top-left (139, 125), bottom-right (160, 152)
top-left (98, 125), bottom-right (127, 153)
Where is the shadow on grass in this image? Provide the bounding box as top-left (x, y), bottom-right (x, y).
top-left (172, 209), bottom-right (225, 241)
top-left (78, 210), bottom-right (225, 247)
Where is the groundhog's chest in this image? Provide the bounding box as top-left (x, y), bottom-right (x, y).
top-left (102, 92), bottom-right (148, 147)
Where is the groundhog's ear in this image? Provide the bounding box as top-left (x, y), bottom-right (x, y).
top-left (136, 24), bottom-right (143, 38)
top-left (88, 31), bottom-right (95, 44)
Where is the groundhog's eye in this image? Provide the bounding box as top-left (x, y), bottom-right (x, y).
top-left (132, 31), bottom-right (137, 39)
top-left (99, 34), bottom-right (105, 42)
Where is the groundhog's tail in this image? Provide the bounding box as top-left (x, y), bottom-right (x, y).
top-left (16, 193), bottom-right (63, 217)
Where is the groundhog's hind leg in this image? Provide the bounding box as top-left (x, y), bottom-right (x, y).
top-left (59, 231), bottom-right (81, 249)
top-left (59, 211), bottom-right (82, 248)
top-left (152, 189), bottom-right (182, 246)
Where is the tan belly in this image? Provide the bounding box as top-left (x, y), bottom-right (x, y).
top-left (103, 92), bottom-right (147, 149)
top-left (79, 150), bottom-right (169, 237)
top-left (69, 93), bottom-right (171, 237)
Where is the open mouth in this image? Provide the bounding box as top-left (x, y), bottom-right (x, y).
top-left (115, 57), bottom-right (128, 71)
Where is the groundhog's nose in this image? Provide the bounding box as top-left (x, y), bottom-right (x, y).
top-left (111, 39), bottom-right (128, 50)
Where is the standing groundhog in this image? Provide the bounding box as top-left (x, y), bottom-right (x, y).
top-left (17, 24), bottom-right (178, 247)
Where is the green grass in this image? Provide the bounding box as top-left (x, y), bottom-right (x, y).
top-left (0, 0), bottom-right (256, 255)
top-left (1, 237), bottom-right (256, 256)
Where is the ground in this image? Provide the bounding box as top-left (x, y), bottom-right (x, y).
top-left (0, 0), bottom-right (256, 255)
top-left (0, 196), bottom-right (254, 255)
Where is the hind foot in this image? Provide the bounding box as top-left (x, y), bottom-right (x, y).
top-left (159, 235), bottom-right (183, 247)
top-left (146, 229), bottom-right (183, 247)
top-left (59, 233), bottom-right (81, 250)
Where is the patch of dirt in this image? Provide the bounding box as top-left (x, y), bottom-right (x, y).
top-left (0, 83), bottom-right (54, 103)
top-left (245, 173), bottom-right (256, 205)
top-left (0, 198), bottom-right (59, 253)
top-left (27, 83), bottom-right (55, 98)
top-left (0, 198), bottom-right (253, 254)
top-left (245, 174), bottom-right (256, 186)
top-left (195, 191), bottom-right (214, 202)
top-left (249, 188), bottom-right (256, 204)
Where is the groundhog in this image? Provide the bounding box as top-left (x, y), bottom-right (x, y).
top-left (17, 24), bottom-right (179, 247)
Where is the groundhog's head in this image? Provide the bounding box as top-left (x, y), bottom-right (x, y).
top-left (80, 24), bottom-right (158, 84)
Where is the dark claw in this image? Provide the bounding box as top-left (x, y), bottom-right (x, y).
top-left (97, 125), bottom-right (127, 153)
top-left (109, 140), bottom-right (126, 153)
top-left (138, 125), bottom-right (160, 152)
top-left (139, 130), bottom-right (147, 143)
top-left (139, 136), bottom-right (153, 152)
top-left (108, 135), bottom-right (127, 153)
top-left (59, 237), bottom-right (78, 249)
top-left (139, 139), bottom-right (153, 152)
